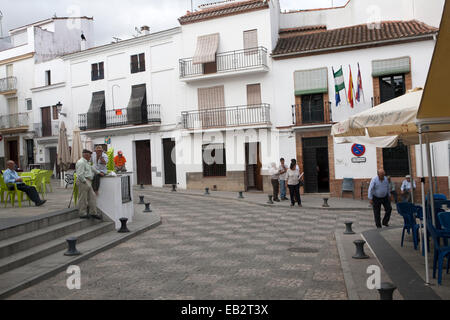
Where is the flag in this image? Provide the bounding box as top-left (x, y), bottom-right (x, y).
top-left (356, 62), bottom-right (364, 103)
top-left (348, 65), bottom-right (355, 108)
top-left (333, 66), bottom-right (345, 106)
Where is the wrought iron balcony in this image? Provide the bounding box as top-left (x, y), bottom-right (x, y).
top-left (179, 47), bottom-right (268, 78)
top-left (292, 101), bottom-right (332, 126)
top-left (0, 112), bottom-right (29, 131)
top-left (34, 122), bottom-right (59, 138)
top-left (0, 76), bottom-right (17, 94)
top-left (78, 104), bottom-right (161, 131)
top-left (182, 103), bottom-right (270, 130)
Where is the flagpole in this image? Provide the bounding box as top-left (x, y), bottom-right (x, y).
top-left (350, 64), bottom-right (356, 105)
top-left (342, 65), bottom-right (349, 104)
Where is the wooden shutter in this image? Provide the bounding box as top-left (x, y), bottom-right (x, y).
top-left (246, 84), bottom-right (261, 107)
top-left (99, 62), bottom-right (104, 79)
top-left (198, 86), bottom-right (225, 128)
top-left (91, 63), bottom-right (98, 80)
top-left (244, 29), bottom-right (258, 54)
top-left (131, 55), bottom-right (138, 73)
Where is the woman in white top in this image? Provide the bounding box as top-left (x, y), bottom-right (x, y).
top-left (287, 162), bottom-right (302, 207)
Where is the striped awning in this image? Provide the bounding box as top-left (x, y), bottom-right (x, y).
top-left (294, 67), bottom-right (328, 96)
top-left (193, 33), bottom-right (220, 65)
top-left (372, 56), bottom-right (411, 77)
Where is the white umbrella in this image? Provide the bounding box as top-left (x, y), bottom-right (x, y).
top-left (71, 126), bottom-right (83, 164)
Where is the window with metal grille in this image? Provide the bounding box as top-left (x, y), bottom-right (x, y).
top-left (52, 105), bottom-right (59, 120)
top-left (26, 99), bottom-right (32, 111)
top-left (202, 144), bottom-right (226, 177)
top-left (383, 141), bottom-right (410, 177)
top-left (131, 53), bottom-right (146, 73)
top-left (91, 62), bottom-right (104, 81)
top-left (121, 175), bottom-right (132, 203)
top-left (301, 93), bottom-right (324, 124)
top-left (45, 70), bottom-right (51, 86)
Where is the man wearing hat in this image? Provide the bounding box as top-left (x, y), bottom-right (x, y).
top-left (91, 145), bottom-right (108, 195)
top-left (401, 175), bottom-right (416, 203)
top-left (75, 149), bottom-right (103, 220)
top-left (114, 150), bottom-right (127, 173)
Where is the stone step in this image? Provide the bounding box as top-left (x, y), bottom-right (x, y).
top-left (0, 209), bottom-right (80, 241)
top-left (0, 221), bottom-right (115, 275)
top-left (0, 218), bottom-right (100, 259)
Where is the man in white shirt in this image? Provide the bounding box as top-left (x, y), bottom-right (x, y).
top-left (401, 175), bottom-right (416, 203)
top-left (279, 158), bottom-right (288, 201)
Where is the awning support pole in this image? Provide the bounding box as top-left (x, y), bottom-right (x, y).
top-left (419, 129), bottom-right (430, 285)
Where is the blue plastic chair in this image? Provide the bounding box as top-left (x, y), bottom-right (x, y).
top-left (438, 212), bottom-right (450, 231)
top-left (397, 202), bottom-right (421, 250)
top-left (427, 219), bottom-right (450, 285)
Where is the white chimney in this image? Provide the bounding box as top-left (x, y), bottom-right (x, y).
top-left (141, 26), bottom-right (150, 36)
top-left (81, 39), bottom-right (86, 50)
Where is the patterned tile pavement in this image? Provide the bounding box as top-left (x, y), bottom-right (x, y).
top-left (7, 189), bottom-right (403, 300)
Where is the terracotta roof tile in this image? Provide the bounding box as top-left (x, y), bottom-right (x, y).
top-left (178, 0), bottom-right (269, 25)
top-left (273, 20), bottom-right (438, 57)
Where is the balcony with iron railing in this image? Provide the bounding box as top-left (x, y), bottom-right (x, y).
top-left (0, 112), bottom-right (29, 133)
top-left (292, 101), bottom-right (333, 127)
top-left (179, 47), bottom-right (268, 81)
top-left (0, 76), bottom-right (17, 94)
top-left (182, 103), bottom-right (271, 130)
top-left (78, 104), bottom-right (161, 131)
top-left (34, 121), bottom-right (59, 138)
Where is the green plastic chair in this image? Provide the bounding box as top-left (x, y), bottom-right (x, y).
top-left (0, 174), bottom-right (7, 203)
top-left (29, 172), bottom-right (45, 200)
top-left (0, 176), bottom-right (31, 207)
top-left (41, 170), bottom-right (53, 194)
top-left (73, 174), bottom-right (78, 206)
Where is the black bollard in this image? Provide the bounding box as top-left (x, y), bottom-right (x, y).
top-left (143, 203), bottom-right (152, 213)
top-left (352, 240), bottom-right (369, 259)
top-left (377, 283), bottom-right (397, 300)
top-left (118, 218), bottom-right (130, 233)
top-left (267, 195), bottom-right (274, 204)
top-left (64, 237), bottom-right (81, 256)
top-left (205, 187), bottom-right (210, 195)
top-left (213, 185), bottom-right (217, 191)
top-left (172, 184), bottom-right (177, 192)
top-left (138, 196), bottom-right (145, 204)
top-left (238, 191), bottom-right (244, 199)
top-left (344, 221), bottom-right (355, 235)
top-left (322, 198), bottom-right (330, 208)
top-left (140, 184), bottom-right (144, 189)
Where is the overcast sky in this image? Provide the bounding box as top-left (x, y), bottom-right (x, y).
top-left (1, 0), bottom-right (348, 45)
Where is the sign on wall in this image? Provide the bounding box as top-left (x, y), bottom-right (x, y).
top-left (105, 136), bottom-right (111, 144)
top-left (351, 144), bottom-right (366, 157)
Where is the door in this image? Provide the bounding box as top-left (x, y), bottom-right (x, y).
top-left (41, 107), bottom-right (52, 137)
top-left (198, 86), bottom-right (225, 128)
top-left (26, 139), bottom-right (34, 168)
top-left (7, 140), bottom-right (19, 166)
top-left (163, 138), bottom-right (177, 185)
top-left (302, 137), bottom-right (329, 193)
top-left (245, 142), bottom-right (262, 191)
top-left (49, 147), bottom-right (58, 176)
top-left (135, 140), bottom-right (152, 185)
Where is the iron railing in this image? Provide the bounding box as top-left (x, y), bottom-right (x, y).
top-left (0, 76), bottom-right (17, 93)
top-left (292, 101), bottom-right (332, 126)
top-left (0, 112), bottom-right (29, 129)
top-left (34, 121), bottom-right (59, 138)
top-left (79, 104), bottom-right (161, 131)
top-left (179, 47), bottom-right (268, 78)
top-left (182, 103), bottom-right (270, 130)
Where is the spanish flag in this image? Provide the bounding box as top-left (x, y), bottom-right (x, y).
top-left (348, 65), bottom-right (355, 108)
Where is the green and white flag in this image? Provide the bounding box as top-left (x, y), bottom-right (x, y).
top-left (333, 66), bottom-right (345, 106)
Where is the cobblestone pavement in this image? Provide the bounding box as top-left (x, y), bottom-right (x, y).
top-left (8, 190), bottom-right (402, 300)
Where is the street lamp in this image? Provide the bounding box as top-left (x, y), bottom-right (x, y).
top-left (55, 101), bottom-right (66, 117)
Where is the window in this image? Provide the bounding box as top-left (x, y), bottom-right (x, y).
top-left (379, 74), bottom-right (405, 104)
top-left (130, 53), bottom-right (145, 73)
top-left (26, 99), bottom-right (32, 111)
top-left (301, 94), bottom-right (324, 124)
top-left (243, 29), bottom-right (258, 54)
top-left (246, 84), bottom-right (261, 106)
top-left (383, 142), bottom-right (410, 177)
top-left (91, 62), bottom-right (104, 81)
top-left (45, 70), bottom-right (51, 86)
top-left (52, 105), bottom-right (59, 120)
top-left (203, 144), bottom-right (226, 177)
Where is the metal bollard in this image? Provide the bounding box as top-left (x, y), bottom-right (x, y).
top-left (205, 187), bottom-right (210, 195)
top-left (213, 185), bottom-right (217, 191)
top-left (143, 202), bottom-right (152, 213)
top-left (140, 184), bottom-right (144, 189)
top-left (322, 198), bottom-right (330, 208)
top-left (118, 218), bottom-right (130, 233)
top-left (64, 237), bottom-right (81, 256)
top-left (172, 184), bottom-right (177, 192)
top-left (377, 282), bottom-right (397, 300)
top-left (238, 191), bottom-right (244, 199)
top-left (267, 195), bottom-right (274, 204)
top-left (344, 221), bottom-right (355, 235)
top-left (352, 239), bottom-right (369, 259)
top-left (138, 196), bottom-right (145, 204)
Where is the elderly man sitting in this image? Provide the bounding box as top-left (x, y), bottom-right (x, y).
top-left (3, 160), bottom-right (46, 206)
top-left (401, 175), bottom-right (416, 203)
top-left (91, 145), bottom-right (108, 195)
